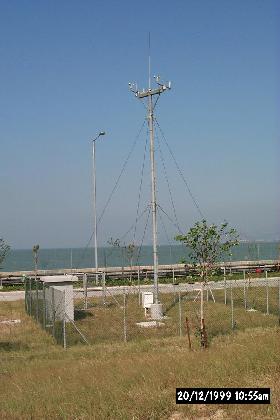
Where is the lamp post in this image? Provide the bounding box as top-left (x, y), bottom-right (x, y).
top-left (92, 131), bottom-right (106, 286)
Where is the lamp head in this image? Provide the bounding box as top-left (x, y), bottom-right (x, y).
top-left (99, 131), bottom-right (106, 136)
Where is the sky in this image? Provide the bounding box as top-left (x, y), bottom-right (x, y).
top-left (0, 0), bottom-right (279, 249)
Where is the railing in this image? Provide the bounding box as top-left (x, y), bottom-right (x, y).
top-left (1, 259), bottom-right (280, 285)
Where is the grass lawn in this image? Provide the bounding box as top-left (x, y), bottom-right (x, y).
top-left (0, 299), bottom-right (280, 419)
top-left (70, 287), bottom-right (280, 347)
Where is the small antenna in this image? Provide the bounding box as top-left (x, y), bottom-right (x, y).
top-left (148, 32), bottom-right (151, 90)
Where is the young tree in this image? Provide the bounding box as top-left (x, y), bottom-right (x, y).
top-left (0, 238), bottom-right (10, 269)
top-left (107, 237), bottom-right (124, 278)
top-left (32, 244), bottom-right (40, 279)
top-left (175, 220), bottom-right (239, 347)
top-left (107, 238), bottom-right (137, 282)
top-left (123, 243), bottom-right (137, 277)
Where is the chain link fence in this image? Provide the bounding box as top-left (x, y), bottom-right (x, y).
top-left (24, 278), bottom-right (89, 348)
top-left (185, 275), bottom-right (280, 348)
top-left (25, 272), bottom-right (280, 349)
top-left (71, 283), bottom-right (184, 345)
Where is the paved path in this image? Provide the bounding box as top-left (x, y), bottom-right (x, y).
top-left (1, 277), bottom-right (279, 302)
top-left (80, 277), bottom-right (280, 298)
top-left (0, 290), bottom-right (25, 302)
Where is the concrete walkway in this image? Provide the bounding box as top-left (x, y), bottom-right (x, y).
top-left (0, 290), bottom-right (25, 301)
top-left (1, 277), bottom-right (279, 302)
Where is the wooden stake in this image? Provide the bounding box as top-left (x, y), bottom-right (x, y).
top-left (200, 318), bottom-right (208, 349)
top-left (185, 317), bottom-right (192, 350)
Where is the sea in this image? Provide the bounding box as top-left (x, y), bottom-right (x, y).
top-left (2, 242), bottom-right (280, 272)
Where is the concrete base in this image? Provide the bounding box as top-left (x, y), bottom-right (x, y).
top-left (136, 321), bottom-right (165, 328)
top-left (150, 303), bottom-right (164, 320)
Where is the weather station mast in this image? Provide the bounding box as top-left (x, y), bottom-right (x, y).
top-left (129, 60), bottom-right (171, 319)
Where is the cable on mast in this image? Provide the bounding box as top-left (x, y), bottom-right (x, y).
top-left (132, 126), bottom-right (149, 244)
top-left (98, 119), bottom-right (146, 225)
top-left (157, 203), bottom-right (184, 235)
top-left (155, 117), bottom-right (205, 219)
top-left (136, 205), bottom-right (151, 266)
top-left (155, 128), bottom-right (182, 233)
top-left (158, 208), bottom-right (174, 264)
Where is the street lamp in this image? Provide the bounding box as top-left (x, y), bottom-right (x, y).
top-left (92, 131), bottom-right (106, 286)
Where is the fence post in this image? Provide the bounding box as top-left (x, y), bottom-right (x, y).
top-left (43, 284), bottom-right (46, 328)
top-left (266, 270), bottom-right (269, 315)
top-left (35, 280), bottom-right (39, 322)
top-left (171, 266), bottom-right (176, 304)
top-left (102, 271), bottom-right (106, 305)
top-left (29, 278), bottom-right (32, 315)
top-left (243, 270), bottom-right (247, 310)
top-left (230, 280), bottom-right (234, 330)
top-left (138, 267), bottom-right (141, 306)
top-left (63, 291), bottom-right (67, 350)
top-left (24, 277), bottom-right (28, 313)
top-left (123, 288), bottom-right (127, 343)
top-left (83, 273), bottom-right (88, 310)
top-left (178, 289), bottom-right (182, 337)
top-left (278, 279), bottom-right (280, 325)
top-left (223, 266), bottom-right (227, 305)
top-left (52, 287), bottom-right (55, 338)
top-left (63, 317), bottom-right (67, 349)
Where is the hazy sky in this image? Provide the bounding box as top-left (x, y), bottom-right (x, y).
top-left (1, 0), bottom-right (279, 249)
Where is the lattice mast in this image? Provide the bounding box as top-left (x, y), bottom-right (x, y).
top-left (129, 68), bottom-right (171, 304)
